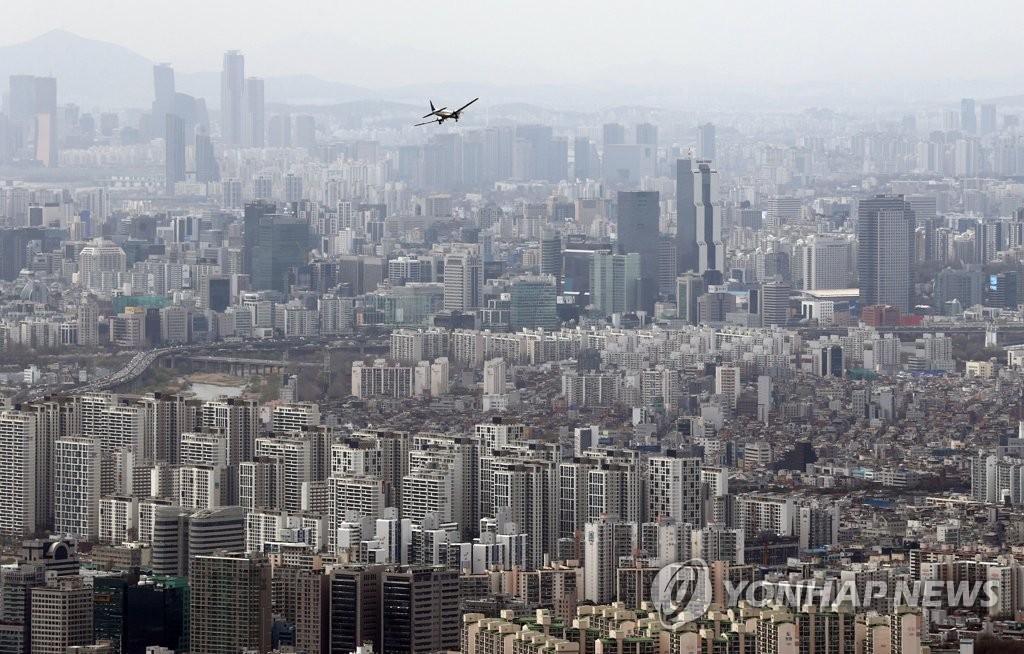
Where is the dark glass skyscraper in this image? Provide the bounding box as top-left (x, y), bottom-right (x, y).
top-left (677, 158), bottom-right (722, 275)
top-left (857, 195), bottom-right (916, 313)
top-left (243, 202), bottom-right (310, 294)
top-left (616, 190), bottom-right (660, 280)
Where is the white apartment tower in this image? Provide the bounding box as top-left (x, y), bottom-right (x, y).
top-left (0, 411), bottom-right (37, 536)
top-left (54, 436), bottom-right (102, 541)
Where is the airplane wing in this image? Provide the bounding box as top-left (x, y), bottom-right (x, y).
top-left (453, 98), bottom-right (479, 113)
top-left (414, 120), bottom-right (437, 126)
top-left (423, 106), bottom-right (447, 118)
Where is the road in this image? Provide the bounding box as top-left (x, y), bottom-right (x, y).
top-left (17, 334), bottom-right (389, 403)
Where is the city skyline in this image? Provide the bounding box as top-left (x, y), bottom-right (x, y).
top-left (0, 4), bottom-right (1023, 110)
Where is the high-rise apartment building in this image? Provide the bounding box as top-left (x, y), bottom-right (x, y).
top-left (857, 195), bottom-right (916, 313)
top-left (677, 158), bottom-right (722, 275)
top-left (54, 436), bottom-right (101, 540)
top-left (647, 455), bottom-right (702, 525)
top-left (0, 411), bottom-right (37, 536)
top-left (715, 365), bottom-right (741, 408)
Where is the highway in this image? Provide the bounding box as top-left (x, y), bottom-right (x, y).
top-left (17, 334), bottom-right (389, 404)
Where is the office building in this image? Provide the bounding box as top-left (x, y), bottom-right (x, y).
top-left (443, 252), bottom-right (483, 311)
top-left (78, 238), bottom-right (127, 298)
top-left (676, 272), bottom-right (705, 324)
top-left (243, 202), bottom-right (310, 294)
top-left (760, 278), bottom-right (792, 327)
top-left (93, 573), bottom-right (186, 654)
top-left (30, 576), bottom-right (93, 654)
top-left (243, 76), bottom-right (265, 147)
top-left (802, 235), bottom-right (851, 290)
top-left (616, 190), bottom-right (660, 282)
top-left (961, 98), bottom-right (977, 134)
top-left (380, 566), bottom-right (460, 654)
top-left (329, 566), bottom-right (383, 653)
top-left (677, 158), bottom-right (722, 275)
top-left (194, 128), bottom-right (219, 183)
top-left (220, 51), bottom-right (245, 145)
top-left (152, 64), bottom-right (175, 136)
top-left (509, 275), bottom-right (559, 331)
top-left (857, 195), bottom-right (916, 313)
top-left (590, 252), bottom-right (640, 316)
top-left (697, 123), bottom-right (716, 160)
top-left (189, 553), bottom-right (271, 654)
top-left (164, 114), bottom-right (185, 194)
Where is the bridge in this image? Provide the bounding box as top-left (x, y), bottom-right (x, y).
top-left (16, 334), bottom-right (390, 402)
top-left (163, 355), bottom-right (320, 377)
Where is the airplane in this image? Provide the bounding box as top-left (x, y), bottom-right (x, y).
top-left (415, 98), bottom-right (479, 126)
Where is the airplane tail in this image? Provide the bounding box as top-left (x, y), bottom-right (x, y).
top-left (430, 101), bottom-right (435, 111)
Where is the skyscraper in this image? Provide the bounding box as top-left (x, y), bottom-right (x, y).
top-left (243, 76), bottom-right (265, 147)
top-left (509, 275), bottom-right (559, 331)
top-left (960, 98), bottom-right (977, 135)
top-left (0, 411), bottom-right (37, 536)
top-left (616, 190), bottom-right (660, 280)
top-left (697, 123), bottom-right (716, 160)
top-left (980, 103), bottom-right (997, 135)
top-left (220, 50), bottom-right (245, 145)
top-left (676, 272), bottom-right (705, 325)
top-left (243, 202), bottom-right (310, 293)
top-left (760, 278), bottom-right (792, 327)
top-left (677, 158), bottom-right (723, 275)
top-left (195, 128), bottom-right (219, 183)
top-left (443, 252), bottom-right (483, 311)
top-left (603, 123), bottom-right (625, 147)
top-left (165, 114), bottom-right (186, 195)
top-left (381, 568), bottom-right (460, 653)
top-left (857, 195), bottom-right (916, 313)
top-left (590, 251), bottom-right (640, 316)
top-left (9, 75), bottom-right (57, 166)
top-left (802, 235), bottom-right (851, 290)
top-left (152, 64), bottom-right (176, 138)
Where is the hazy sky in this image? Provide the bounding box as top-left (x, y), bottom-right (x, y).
top-left (4, 0), bottom-right (1023, 87)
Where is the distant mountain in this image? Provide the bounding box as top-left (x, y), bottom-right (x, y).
top-left (4, 29), bottom-right (1023, 115)
top-left (0, 29), bottom-right (155, 108)
top-left (0, 30), bottom-right (377, 110)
